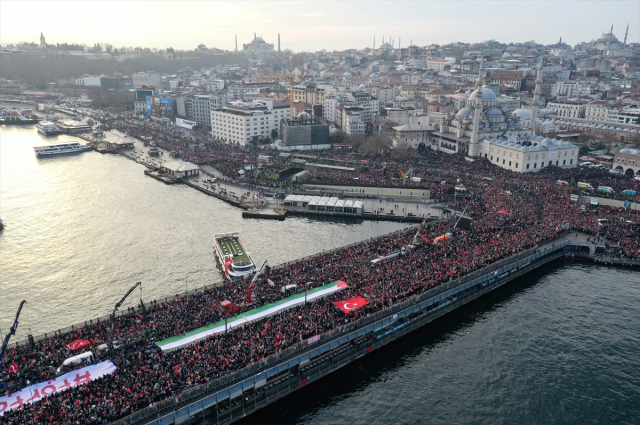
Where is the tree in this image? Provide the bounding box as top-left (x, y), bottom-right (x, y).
top-left (358, 133), bottom-right (391, 157)
top-left (271, 128), bottom-right (278, 139)
top-left (328, 130), bottom-right (348, 145)
top-left (391, 141), bottom-right (413, 160)
top-left (600, 131), bottom-right (618, 154)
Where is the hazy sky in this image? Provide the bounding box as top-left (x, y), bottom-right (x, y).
top-left (1, 1), bottom-right (638, 52)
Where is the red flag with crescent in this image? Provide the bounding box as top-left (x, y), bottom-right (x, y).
top-left (8, 361), bottom-right (18, 374)
top-left (68, 340), bottom-right (91, 350)
top-left (334, 296), bottom-right (369, 313)
top-left (224, 257), bottom-right (233, 278)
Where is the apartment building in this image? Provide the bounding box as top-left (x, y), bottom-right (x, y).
top-left (346, 91), bottom-right (379, 124)
top-left (547, 100), bottom-right (588, 119)
top-left (210, 101), bottom-right (289, 145)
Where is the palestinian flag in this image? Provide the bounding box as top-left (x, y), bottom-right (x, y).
top-left (156, 280), bottom-right (349, 351)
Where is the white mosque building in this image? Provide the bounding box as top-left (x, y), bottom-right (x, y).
top-left (428, 58), bottom-right (579, 173)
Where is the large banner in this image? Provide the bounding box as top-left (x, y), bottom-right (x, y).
top-left (176, 117), bottom-right (197, 130)
top-left (156, 281), bottom-right (349, 351)
top-left (0, 360), bottom-right (117, 416)
top-left (145, 96), bottom-right (153, 115)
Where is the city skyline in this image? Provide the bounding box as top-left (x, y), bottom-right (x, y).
top-left (1, 1), bottom-right (638, 52)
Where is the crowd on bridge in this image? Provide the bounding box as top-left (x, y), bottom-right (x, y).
top-left (2, 106), bottom-right (639, 425)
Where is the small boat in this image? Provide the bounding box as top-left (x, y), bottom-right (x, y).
top-left (213, 232), bottom-right (257, 278)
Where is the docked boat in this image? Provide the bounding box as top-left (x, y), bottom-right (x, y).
top-left (34, 142), bottom-right (92, 156)
top-left (214, 232), bottom-right (257, 278)
top-left (36, 121), bottom-right (62, 136)
top-left (0, 115), bottom-right (41, 125)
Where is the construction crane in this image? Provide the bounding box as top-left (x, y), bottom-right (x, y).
top-left (245, 260), bottom-right (268, 303)
top-left (111, 282), bottom-right (142, 328)
top-left (0, 300), bottom-right (27, 371)
top-left (250, 74), bottom-right (298, 118)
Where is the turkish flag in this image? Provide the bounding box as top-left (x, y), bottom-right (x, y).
top-left (68, 340), bottom-right (91, 350)
top-left (497, 209), bottom-right (509, 214)
top-left (224, 257), bottom-right (233, 278)
top-left (334, 296), bottom-right (369, 313)
top-left (8, 361), bottom-right (18, 374)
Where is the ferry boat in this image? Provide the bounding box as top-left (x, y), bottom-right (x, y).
top-left (36, 121), bottom-right (62, 136)
top-left (214, 232), bottom-right (257, 278)
top-left (0, 115), bottom-right (41, 125)
top-left (33, 142), bottom-right (92, 156)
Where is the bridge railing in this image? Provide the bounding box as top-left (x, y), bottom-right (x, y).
top-left (111, 241), bottom-right (569, 425)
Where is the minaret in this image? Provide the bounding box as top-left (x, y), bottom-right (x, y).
top-left (278, 33), bottom-right (280, 52)
top-left (399, 37), bottom-right (401, 49)
top-left (254, 32), bottom-right (256, 40)
top-left (624, 23), bottom-right (629, 46)
top-left (607, 24), bottom-right (613, 49)
top-left (468, 55), bottom-right (484, 157)
top-left (235, 34), bottom-right (238, 52)
top-left (373, 36), bottom-right (375, 50)
top-left (530, 56), bottom-right (543, 134)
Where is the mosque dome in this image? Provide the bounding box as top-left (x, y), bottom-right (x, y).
top-left (343, 72), bottom-right (352, 78)
top-left (542, 120), bottom-right (556, 127)
top-left (358, 83), bottom-right (367, 90)
top-left (380, 42), bottom-right (393, 50)
top-left (485, 108), bottom-right (504, 118)
top-left (597, 33), bottom-right (618, 43)
top-left (468, 87), bottom-right (497, 102)
top-left (512, 108), bottom-right (532, 117)
top-left (456, 107), bottom-right (474, 117)
top-left (370, 73), bottom-right (379, 79)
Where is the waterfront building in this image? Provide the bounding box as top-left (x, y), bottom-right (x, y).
top-left (162, 161), bottom-right (200, 178)
top-left (210, 101), bottom-right (289, 145)
top-left (277, 115), bottom-right (330, 150)
top-left (428, 60), bottom-right (578, 173)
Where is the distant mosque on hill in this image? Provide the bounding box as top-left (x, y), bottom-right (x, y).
top-left (429, 58), bottom-right (578, 173)
top-left (579, 24), bottom-right (632, 56)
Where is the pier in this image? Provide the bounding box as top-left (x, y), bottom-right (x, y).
top-left (109, 232), bottom-right (624, 425)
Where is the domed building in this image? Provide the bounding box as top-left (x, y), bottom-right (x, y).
top-left (582, 24), bottom-right (629, 54)
top-left (613, 148), bottom-right (640, 176)
top-left (432, 85), bottom-right (532, 155)
top-left (243, 33), bottom-right (274, 52)
top-left (429, 63), bottom-right (578, 173)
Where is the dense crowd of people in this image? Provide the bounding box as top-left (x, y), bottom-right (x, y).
top-left (2, 106), bottom-right (639, 424)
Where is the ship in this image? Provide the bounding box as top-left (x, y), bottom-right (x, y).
top-left (36, 121), bottom-right (62, 136)
top-left (33, 142), bottom-right (92, 156)
top-left (0, 115), bottom-right (41, 125)
top-left (213, 232), bottom-right (257, 278)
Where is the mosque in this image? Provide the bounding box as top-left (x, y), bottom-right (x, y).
top-left (580, 24), bottom-right (631, 55)
top-left (429, 59), bottom-right (579, 173)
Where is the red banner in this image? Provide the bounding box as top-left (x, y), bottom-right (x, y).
top-left (497, 209), bottom-right (509, 214)
top-left (334, 296), bottom-right (369, 313)
top-left (68, 340), bottom-right (91, 350)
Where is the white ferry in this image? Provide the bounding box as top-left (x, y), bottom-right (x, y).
top-left (36, 121), bottom-right (62, 136)
top-left (214, 232), bottom-right (257, 278)
top-left (34, 142), bottom-right (92, 156)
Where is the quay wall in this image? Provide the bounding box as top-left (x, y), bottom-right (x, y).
top-left (114, 241), bottom-right (572, 425)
